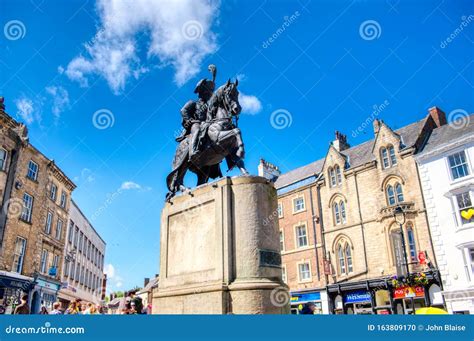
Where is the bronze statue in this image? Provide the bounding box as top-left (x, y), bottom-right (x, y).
top-left (166, 65), bottom-right (248, 201)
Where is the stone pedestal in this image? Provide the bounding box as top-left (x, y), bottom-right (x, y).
top-left (152, 176), bottom-right (288, 314)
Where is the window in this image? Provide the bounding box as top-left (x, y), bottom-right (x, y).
top-left (21, 193), bottom-right (33, 222)
top-left (469, 248), bottom-right (474, 274)
top-left (40, 249), bottom-right (48, 274)
top-left (45, 211), bottom-right (53, 234)
top-left (293, 197), bottom-right (305, 212)
top-left (279, 230), bottom-right (284, 251)
top-left (282, 266), bottom-right (287, 283)
top-left (79, 232), bottom-right (83, 253)
top-left (74, 227), bottom-right (79, 248)
top-left (389, 146), bottom-right (397, 166)
top-left (295, 224), bottom-right (308, 248)
top-left (340, 201), bottom-right (346, 224)
top-left (277, 203), bottom-right (283, 218)
top-left (75, 262), bottom-right (80, 281)
top-left (70, 261), bottom-right (75, 279)
top-left (449, 151), bottom-right (470, 180)
top-left (407, 225), bottom-right (417, 262)
top-left (387, 183), bottom-right (404, 206)
top-left (64, 258), bottom-right (69, 277)
top-left (50, 184), bottom-right (57, 201)
top-left (0, 149), bottom-right (7, 170)
top-left (335, 165), bottom-right (342, 185)
top-left (338, 245), bottom-right (346, 274)
top-left (329, 168), bottom-right (336, 187)
top-left (68, 221), bottom-right (74, 243)
top-left (345, 244), bottom-right (353, 273)
top-left (334, 202), bottom-right (341, 225)
top-left (60, 191), bottom-right (67, 208)
top-left (298, 262), bottom-right (311, 281)
top-left (381, 147), bottom-right (389, 169)
top-left (27, 160), bottom-right (38, 180)
top-left (456, 192), bottom-right (474, 225)
top-left (12, 237), bottom-right (26, 273)
top-left (55, 219), bottom-right (63, 240)
top-left (337, 241), bottom-right (353, 275)
top-left (52, 254), bottom-right (59, 268)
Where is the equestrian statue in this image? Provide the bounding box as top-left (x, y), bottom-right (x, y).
top-left (166, 65), bottom-right (248, 201)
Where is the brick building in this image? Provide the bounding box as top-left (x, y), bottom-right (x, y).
top-left (271, 107), bottom-right (448, 314)
top-left (0, 97), bottom-right (76, 313)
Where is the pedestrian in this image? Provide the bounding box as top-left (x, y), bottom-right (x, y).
top-left (13, 294), bottom-right (30, 315)
top-left (80, 303), bottom-right (87, 314)
top-left (65, 301), bottom-right (79, 314)
top-left (120, 307), bottom-right (129, 315)
top-left (50, 302), bottom-right (62, 315)
top-left (300, 302), bottom-right (316, 315)
top-left (39, 306), bottom-right (49, 314)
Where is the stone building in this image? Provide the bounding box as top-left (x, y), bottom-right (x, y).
top-left (272, 107), bottom-right (448, 314)
top-left (265, 159), bottom-right (329, 314)
top-left (0, 97), bottom-right (76, 313)
top-left (415, 114), bottom-right (474, 314)
top-left (58, 200), bottom-right (106, 307)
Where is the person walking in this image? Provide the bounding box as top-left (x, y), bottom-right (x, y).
top-left (50, 302), bottom-right (62, 315)
top-left (39, 306), bottom-right (49, 314)
top-left (65, 301), bottom-right (79, 314)
top-left (13, 294), bottom-right (30, 315)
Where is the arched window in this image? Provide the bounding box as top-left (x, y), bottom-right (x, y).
top-left (395, 183), bottom-right (404, 203)
top-left (387, 185), bottom-right (395, 206)
top-left (381, 147), bottom-right (389, 169)
top-left (406, 224), bottom-right (416, 262)
top-left (345, 244), bottom-right (353, 273)
top-left (340, 201), bottom-right (346, 224)
top-left (338, 245), bottom-right (346, 274)
top-left (334, 202), bottom-right (341, 225)
top-left (329, 167), bottom-right (336, 187)
top-left (335, 165), bottom-right (342, 185)
top-left (389, 146), bottom-right (397, 166)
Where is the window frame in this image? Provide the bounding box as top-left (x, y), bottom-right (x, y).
top-left (334, 202), bottom-right (341, 225)
top-left (45, 211), bottom-right (53, 234)
top-left (297, 261), bottom-right (311, 282)
top-left (21, 193), bottom-right (34, 223)
top-left (329, 167), bottom-right (336, 187)
top-left (335, 165), bottom-right (342, 185)
top-left (448, 150), bottom-right (471, 181)
top-left (0, 148), bottom-right (7, 171)
top-left (40, 249), bottom-right (48, 274)
top-left (406, 224), bottom-right (417, 262)
top-left (277, 202), bottom-right (283, 218)
top-left (55, 219), bottom-right (63, 240)
top-left (12, 236), bottom-right (27, 274)
top-left (50, 183), bottom-right (57, 201)
top-left (455, 191), bottom-right (474, 226)
top-left (295, 223), bottom-right (308, 248)
top-left (340, 200), bottom-right (347, 224)
top-left (279, 230), bottom-right (285, 251)
top-left (26, 160), bottom-right (39, 181)
top-left (60, 191), bottom-right (67, 208)
top-left (292, 196), bottom-right (305, 213)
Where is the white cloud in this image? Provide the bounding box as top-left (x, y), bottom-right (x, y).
top-left (120, 181), bottom-right (141, 190)
top-left (239, 93), bottom-right (262, 115)
top-left (46, 86), bottom-right (70, 118)
top-left (105, 263), bottom-right (115, 278)
top-left (65, 0), bottom-right (220, 94)
top-left (74, 168), bottom-right (95, 183)
top-left (15, 97), bottom-right (36, 124)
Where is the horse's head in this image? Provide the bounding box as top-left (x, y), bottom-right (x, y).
top-left (221, 78), bottom-right (241, 116)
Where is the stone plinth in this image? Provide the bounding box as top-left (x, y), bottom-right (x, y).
top-left (153, 176), bottom-right (288, 314)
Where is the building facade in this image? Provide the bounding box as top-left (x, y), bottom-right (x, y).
top-left (58, 200), bottom-right (106, 307)
top-left (416, 116), bottom-right (474, 314)
top-left (272, 107), bottom-right (448, 314)
top-left (0, 97), bottom-right (76, 313)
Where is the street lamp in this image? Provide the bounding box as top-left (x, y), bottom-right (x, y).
top-left (393, 206), bottom-right (409, 276)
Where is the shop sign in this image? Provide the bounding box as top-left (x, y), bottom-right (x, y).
top-left (393, 286), bottom-right (424, 299)
top-left (291, 292), bottom-right (321, 303)
top-left (36, 279), bottom-right (60, 291)
top-left (344, 290), bottom-right (371, 304)
top-left (0, 275), bottom-right (31, 290)
top-left (418, 251), bottom-right (426, 265)
top-left (323, 260), bottom-right (332, 275)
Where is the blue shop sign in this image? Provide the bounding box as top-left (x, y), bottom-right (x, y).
top-left (0, 275), bottom-right (32, 290)
top-left (291, 292), bottom-right (321, 303)
top-left (344, 290), bottom-right (371, 304)
top-left (36, 278), bottom-right (60, 291)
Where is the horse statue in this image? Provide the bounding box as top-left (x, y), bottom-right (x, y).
top-left (166, 78), bottom-right (248, 201)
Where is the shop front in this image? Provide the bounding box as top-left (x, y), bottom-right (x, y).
top-left (343, 290), bottom-right (373, 314)
top-left (0, 271), bottom-right (34, 314)
top-left (30, 276), bottom-right (61, 313)
top-left (392, 286), bottom-right (426, 314)
top-left (290, 290), bottom-right (329, 314)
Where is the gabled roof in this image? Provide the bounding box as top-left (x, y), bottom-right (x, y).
top-left (275, 118), bottom-right (426, 190)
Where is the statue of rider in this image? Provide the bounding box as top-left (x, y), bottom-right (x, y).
top-left (177, 65), bottom-right (216, 160)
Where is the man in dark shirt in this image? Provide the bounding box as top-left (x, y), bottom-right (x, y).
top-left (13, 294), bottom-right (30, 314)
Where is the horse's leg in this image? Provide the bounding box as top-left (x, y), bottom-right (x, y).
top-left (236, 158), bottom-right (249, 175)
top-left (196, 167), bottom-right (209, 186)
top-left (233, 129), bottom-right (245, 159)
top-left (176, 159), bottom-right (190, 193)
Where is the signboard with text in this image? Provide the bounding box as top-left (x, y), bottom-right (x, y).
top-left (393, 286), bottom-right (425, 299)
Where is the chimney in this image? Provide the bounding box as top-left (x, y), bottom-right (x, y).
top-left (258, 158), bottom-right (281, 182)
top-left (144, 278), bottom-right (150, 287)
top-left (332, 131), bottom-right (350, 151)
top-left (428, 106), bottom-right (447, 127)
top-left (373, 119), bottom-right (383, 134)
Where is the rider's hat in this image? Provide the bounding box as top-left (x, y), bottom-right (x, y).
top-left (194, 78), bottom-right (215, 94)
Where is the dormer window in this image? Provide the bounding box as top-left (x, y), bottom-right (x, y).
top-left (329, 167), bottom-right (336, 187)
top-left (381, 145), bottom-right (397, 169)
top-left (335, 165), bottom-right (342, 185)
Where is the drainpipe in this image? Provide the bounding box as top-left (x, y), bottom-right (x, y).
top-left (309, 181), bottom-right (320, 281)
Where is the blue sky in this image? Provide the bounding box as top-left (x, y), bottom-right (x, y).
top-left (1, 0), bottom-right (473, 292)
